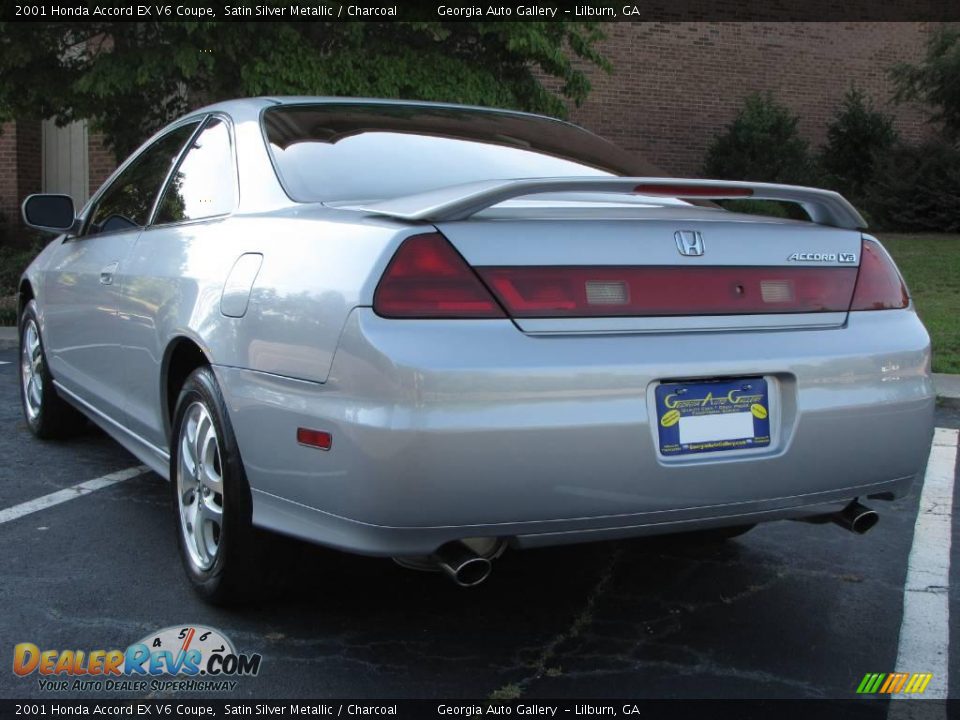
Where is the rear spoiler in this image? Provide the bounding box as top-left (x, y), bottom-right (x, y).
top-left (337, 177), bottom-right (867, 229)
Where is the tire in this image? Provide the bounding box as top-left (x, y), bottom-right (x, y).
top-left (19, 300), bottom-right (85, 439)
top-left (170, 365), bottom-right (258, 604)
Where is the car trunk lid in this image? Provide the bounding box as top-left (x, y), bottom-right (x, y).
top-left (435, 206), bottom-right (863, 333)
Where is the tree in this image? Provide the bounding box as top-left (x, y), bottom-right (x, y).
top-left (890, 26), bottom-right (960, 141)
top-left (703, 92), bottom-right (812, 185)
top-left (0, 19), bottom-right (610, 159)
top-left (819, 87), bottom-right (898, 202)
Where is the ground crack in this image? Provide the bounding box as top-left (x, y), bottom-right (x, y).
top-left (487, 545), bottom-right (622, 700)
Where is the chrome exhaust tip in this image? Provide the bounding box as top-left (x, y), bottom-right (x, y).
top-left (832, 500), bottom-right (879, 535)
top-left (434, 541), bottom-right (493, 587)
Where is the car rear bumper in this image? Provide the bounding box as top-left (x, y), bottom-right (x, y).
top-left (216, 308), bottom-right (935, 556)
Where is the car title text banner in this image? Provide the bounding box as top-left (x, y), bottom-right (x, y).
top-left (1, 699), bottom-right (956, 719)
top-left (6, 0), bottom-right (960, 22)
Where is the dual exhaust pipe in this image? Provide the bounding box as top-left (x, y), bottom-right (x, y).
top-left (831, 499), bottom-right (879, 535)
top-left (434, 541), bottom-right (494, 587)
top-left (425, 500), bottom-right (878, 588)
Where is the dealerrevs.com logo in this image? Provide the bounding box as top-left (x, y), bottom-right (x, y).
top-left (13, 625), bottom-right (262, 693)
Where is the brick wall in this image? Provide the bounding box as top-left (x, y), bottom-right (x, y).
top-left (0, 122), bottom-right (116, 240)
top-left (15, 120), bottom-right (42, 202)
top-left (0, 120), bottom-right (42, 243)
top-left (560, 22), bottom-right (936, 176)
top-left (87, 130), bottom-right (116, 197)
top-left (0, 122), bottom-right (19, 227)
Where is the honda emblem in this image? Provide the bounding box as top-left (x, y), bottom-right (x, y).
top-left (675, 230), bottom-right (705, 257)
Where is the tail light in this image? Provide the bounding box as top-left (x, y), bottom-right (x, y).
top-left (850, 238), bottom-right (909, 311)
top-left (476, 266), bottom-right (858, 317)
top-left (374, 233), bottom-right (906, 320)
top-left (373, 233), bottom-right (505, 318)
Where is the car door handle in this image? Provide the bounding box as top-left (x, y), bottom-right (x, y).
top-left (100, 262), bottom-right (119, 285)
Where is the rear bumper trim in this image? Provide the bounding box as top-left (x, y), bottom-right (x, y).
top-left (251, 475), bottom-right (915, 556)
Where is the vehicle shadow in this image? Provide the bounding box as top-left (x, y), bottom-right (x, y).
top-left (206, 518), bottom-right (893, 699)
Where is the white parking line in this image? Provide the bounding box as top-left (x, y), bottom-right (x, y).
top-left (0, 361), bottom-right (11, 365)
top-left (890, 427), bottom-right (958, 708)
top-left (0, 466), bottom-right (150, 525)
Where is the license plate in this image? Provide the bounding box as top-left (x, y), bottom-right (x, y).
top-left (655, 378), bottom-right (771, 456)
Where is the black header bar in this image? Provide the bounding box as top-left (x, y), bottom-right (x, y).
top-left (4, 0), bottom-right (960, 23)
top-left (0, 699), bottom-right (955, 720)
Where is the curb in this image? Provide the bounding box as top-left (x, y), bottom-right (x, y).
top-left (933, 373), bottom-right (960, 410)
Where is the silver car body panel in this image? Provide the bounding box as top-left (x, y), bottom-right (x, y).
top-left (209, 307), bottom-right (931, 555)
top-left (21, 97), bottom-right (935, 558)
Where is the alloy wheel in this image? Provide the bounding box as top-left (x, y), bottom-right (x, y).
top-left (177, 401), bottom-right (225, 571)
top-left (21, 319), bottom-right (43, 422)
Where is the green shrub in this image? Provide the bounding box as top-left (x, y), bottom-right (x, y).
top-left (0, 298), bottom-right (16, 327)
top-left (819, 88), bottom-right (898, 203)
top-left (865, 140), bottom-right (960, 232)
top-left (0, 210), bottom-right (47, 320)
top-left (703, 93), bottom-right (813, 185)
top-left (715, 199), bottom-right (809, 220)
top-left (0, 239), bottom-right (44, 299)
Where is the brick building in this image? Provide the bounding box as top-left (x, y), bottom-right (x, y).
top-left (0, 119), bottom-right (114, 238)
top-left (561, 22), bottom-right (935, 176)
top-left (0, 22), bottom-right (936, 239)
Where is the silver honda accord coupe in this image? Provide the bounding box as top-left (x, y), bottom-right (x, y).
top-left (19, 97), bottom-right (935, 601)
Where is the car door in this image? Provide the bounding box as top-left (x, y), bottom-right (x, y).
top-left (41, 122), bottom-right (199, 422)
top-left (118, 116), bottom-right (239, 449)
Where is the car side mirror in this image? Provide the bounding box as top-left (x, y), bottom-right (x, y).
top-left (21, 194), bottom-right (80, 234)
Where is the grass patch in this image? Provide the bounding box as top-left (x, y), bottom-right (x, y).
top-left (879, 233), bottom-right (960, 374)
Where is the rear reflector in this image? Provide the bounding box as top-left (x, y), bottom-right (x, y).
top-left (374, 233), bottom-right (505, 318)
top-left (297, 428), bottom-right (332, 450)
top-left (850, 238), bottom-right (909, 311)
top-left (477, 266), bottom-right (858, 317)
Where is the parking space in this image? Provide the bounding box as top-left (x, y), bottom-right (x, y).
top-left (0, 343), bottom-right (956, 700)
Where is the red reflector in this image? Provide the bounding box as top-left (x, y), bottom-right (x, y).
top-left (850, 238), bottom-right (909, 311)
top-left (374, 233), bottom-right (505, 318)
top-left (477, 266), bottom-right (858, 317)
top-left (635, 184), bottom-right (754, 198)
top-left (297, 428), bottom-right (332, 450)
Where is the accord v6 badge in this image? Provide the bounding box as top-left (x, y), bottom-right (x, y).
top-left (787, 251), bottom-right (857, 263)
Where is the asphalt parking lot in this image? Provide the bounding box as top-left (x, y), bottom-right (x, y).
top-left (0, 341), bottom-right (957, 701)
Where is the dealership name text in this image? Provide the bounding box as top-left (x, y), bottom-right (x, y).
top-left (436, 5), bottom-right (641, 17)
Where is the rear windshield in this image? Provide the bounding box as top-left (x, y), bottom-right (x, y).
top-left (262, 103), bottom-right (662, 203)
